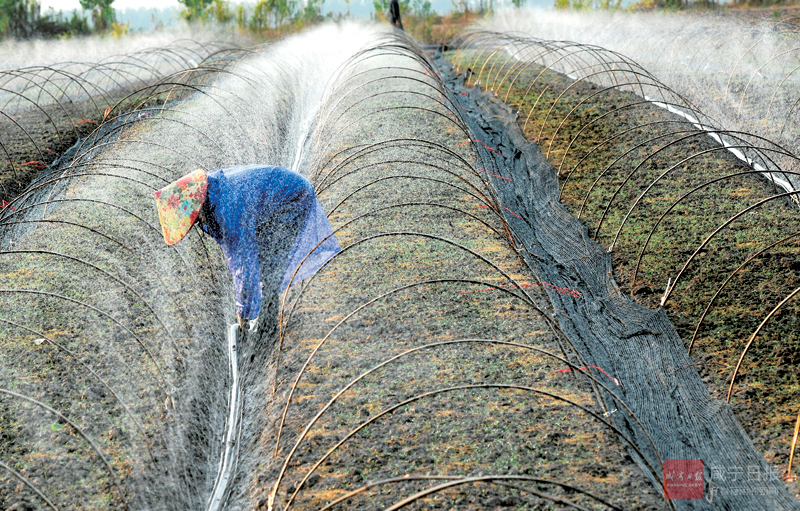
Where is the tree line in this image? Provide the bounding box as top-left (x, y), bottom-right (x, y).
top-left (0, 0), bottom-right (126, 38)
top-left (0, 0), bottom-right (334, 38)
top-left (1, 0), bottom-right (532, 41)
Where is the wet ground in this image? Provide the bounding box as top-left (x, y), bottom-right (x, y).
top-left (0, 104), bottom-right (101, 204)
top-left (446, 44), bottom-right (800, 503)
top-left (0, 28), bottom-right (704, 511)
top-left (237, 44), bottom-right (666, 510)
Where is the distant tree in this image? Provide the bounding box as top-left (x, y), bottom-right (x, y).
top-left (65, 8), bottom-right (90, 34)
top-left (150, 7), bottom-right (164, 30)
top-left (236, 2), bottom-right (246, 27)
top-left (448, 0), bottom-right (462, 12)
top-left (554, 0), bottom-right (619, 8)
top-left (445, 0), bottom-right (492, 14)
top-left (250, 0), bottom-right (296, 29)
top-left (628, 0), bottom-right (720, 9)
top-left (0, 0), bottom-right (40, 37)
top-left (299, 0), bottom-right (323, 22)
top-left (0, 0), bottom-right (90, 38)
top-left (178, 0), bottom-right (211, 21)
top-left (178, 0), bottom-right (232, 23)
top-left (208, 0), bottom-right (232, 23)
top-left (410, 0), bottom-right (431, 16)
top-left (79, 0), bottom-right (115, 32)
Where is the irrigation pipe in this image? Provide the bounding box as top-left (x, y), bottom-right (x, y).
top-left (645, 95), bottom-right (798, 200)
top-left (206, 323), bottom-right (243, 511)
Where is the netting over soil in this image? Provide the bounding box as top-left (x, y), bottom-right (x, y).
top-left (478, 11), bottom-right (800, 193)
top-left (445, 35), bottom-right (800, 466)
top-left (0, 39), bottom-right (245, 206)
top-left (0, 25), bottom-right (384, 510)
top-left (9, 17), bottom-right (800, 511)
top-left (246, 33), bottom-right (664, 511)
top-left (445, 30), bottom-right (800, 509)
top-left (0, 23), bottom-right (680, 511)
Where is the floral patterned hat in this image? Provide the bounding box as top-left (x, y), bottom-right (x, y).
top-left (154, 169), bottom-right (208, 245)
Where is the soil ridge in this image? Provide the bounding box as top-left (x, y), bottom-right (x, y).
top-left (437, 52), bottom-right (800, 510)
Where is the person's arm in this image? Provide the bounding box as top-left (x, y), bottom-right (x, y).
top-left (223, 229), bottom-right (263, 322)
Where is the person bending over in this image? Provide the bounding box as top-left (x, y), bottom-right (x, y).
top-left (389, 0), bottom-right (403, 30)
top-left (154, 165), bottom-right (340, 331)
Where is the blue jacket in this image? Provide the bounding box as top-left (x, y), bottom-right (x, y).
top-left (199, 165), bottom-right (340, 320)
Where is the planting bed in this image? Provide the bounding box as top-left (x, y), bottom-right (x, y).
top-left (0, 26), bottom-right (676, 510)
top-left (14, 21), bottom-right (800, 511)
top-left (237, 42), bottom-right (664, 511)
top-left (477, 11), bottom-right (800, 193)
top-left (0, 105), bottom-right (99, 204)
top-left (0, 40), bottom-right (241, 208)
top-left (447, 38), bottom-right (800, 498)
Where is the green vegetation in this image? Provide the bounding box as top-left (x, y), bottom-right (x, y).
top-left (552, 0), bottom-right (723, 13)
top-left (0, 0), bottom-right (90, 38)
top-left (79, 0), bottom-right (114, 32)
top-left (0, 0), bottom-right (490, 44)
top-left (178, 0), bottom-right (231, 22)
top-left (554, 0), bottom-right (621, 10)
top-left (172, 0), bottom-right (482, 44)
top-left (176, 0), bottom-right (324, 31)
